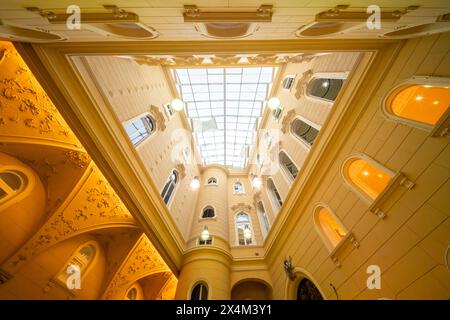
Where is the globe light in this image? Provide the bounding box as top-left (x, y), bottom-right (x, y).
top-left (171, 98), bottom-right (185, 111)
top-left (252, 177), bottom-right (262, 189)
top-left (190, 176), bottom-right (200, 190)
top-left (267, 97), bottom-right (281, 110)
top-left (200, 226), bottom-right (210, 241)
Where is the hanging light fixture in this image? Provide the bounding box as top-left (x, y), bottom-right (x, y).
top-left (252, 176), bottom-right (262, 189)
top-left (171, 98), bottom-right (185, 111)
top-left (267, 97), bottom-right (281, 110)
top-left (190, 176), bottom-right (200, 190)
top-left (243, 226), bottom-right (252, 240)
top-left (200, 226), bottom-right (210, 241)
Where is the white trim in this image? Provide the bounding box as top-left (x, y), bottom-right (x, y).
top-left (0, 163), bottom-right (36, 212)
top-left (234, 211), bottom-right (256, 246)
top-left (160, 169), bottom-right (179, 208)
top-left (233, 180), bottom-right (245, 194)
top-left (381, 75), bottom-right (450, 132)
top-left (200, 205), bottom-right (216, 219)
top-left (312, 203), bottom-right (348, 252)
top-left (256, 201), bottom-right (270, 239)
top-left (305, 72), bottom-right (349, 104)
top-left (266, 178), bottom-right (283, 214)
top-left (278, 149), bottom-right (299, 183)
top-left (122, 111), bottom-right (156, 149)
top-left (281, 74), bottom-right (296, 91)
top-left (340, 153), bottom-right (396, 204)
top-left (290, 115), bottom-right (321, 151)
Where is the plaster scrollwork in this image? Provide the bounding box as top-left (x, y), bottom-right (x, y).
top-left (4, 167), bottom-right (136, 273)
top-left (294, 69), bottom-right (313, 100)
top-left (175, 163), bottom-right (186, 179)
top-left (103, 235), bottom-right (170, 299)
top-left (149, 104), bottom-right (166, 131)
top-left (281, 109), bottom-right (297, 134)
top-left (231, 202), bottom-right (252, 212)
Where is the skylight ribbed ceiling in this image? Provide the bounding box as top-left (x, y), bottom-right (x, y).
top-left (175, 67), bottom-right (277, 168)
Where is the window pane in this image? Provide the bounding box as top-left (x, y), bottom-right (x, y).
top-left (347, 159), bottom-right (392, 199)
top-left (389, 85), bottom-right (450, 125)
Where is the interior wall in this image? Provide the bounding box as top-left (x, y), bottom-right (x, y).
top-left (268, 32), bottom-right (450, 300)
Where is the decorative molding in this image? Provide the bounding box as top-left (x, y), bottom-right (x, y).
top-left (149, 104), bottom-right (166, 132)
top-left (281, 109), bottom-right (297, 134)
top-left (183, 4), bottom-right (273, 22)
top-left (329, 232), bottom-right (359, 267)
top-left (231, 202), bottom-right (252, 212)
top-left (0, 268), bottom-right (12, 285)
top-left (175, 163), bottom-right (186, 179)
top-left (103, 234), bottom-right (170, 299)
top-left (64, 150), bottom-right (91, 169)
top-left (294, 69), bottom-right (313, 99)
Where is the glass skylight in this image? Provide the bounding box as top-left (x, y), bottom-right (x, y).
top-left (175, 67), bottom-right (277, 168)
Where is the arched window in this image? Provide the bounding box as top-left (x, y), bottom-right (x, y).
top-left (202, 206), bottom-right (215, 218)
top-left (307, 77), bottom-right (345, 102)
top-left (279, 151), bottom-right (299, 180)
top-left (342, 156), bottom-right (393, 200)
top-left (207, 177), bottom-right (217, 185)
top-left (257, 201), bottom-right (270, 238)
top-left (267, 178), bottom-right (283, 210)
top-left (233, 181), bottom-right (244, 194)
top-left (126, 287), bottom-right (138, 300)
top-left (161, 170), bottom-right (179, 205)
top-left (236, 212), bottom-right (253, 246)
top-left (385, 82), bottom-right (449, 127)
top-left (297, 278), bottom-right (324, 300)
top-left (124, 114), bottom-right (155, 146)
top-left (0, 170), bottom-right (27, 203)
top-left (313, 205), bottom-right (347, 251)
top-left (191, 282), bottom-right (208, 300)
top-left (56, 242), bottom-right (97, 287)
top-left (291, 118), bottom-right (319, 146)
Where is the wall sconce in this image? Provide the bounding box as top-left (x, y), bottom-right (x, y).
top-left (243, 225), bottom-right (252, 240)
top-left (267, 97), bottom-right (281, 110)
top-left (252, 176), bottom-right (262, 189)
top-left (200, 226), bottom-right (210, 241)
top-left (283, 256), bottom-right (296, 281)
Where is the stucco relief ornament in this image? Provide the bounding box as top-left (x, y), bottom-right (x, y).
top-left (294, 69), bottom-right (313, 100)
top-left (283, 256), bottom-right (296, 281)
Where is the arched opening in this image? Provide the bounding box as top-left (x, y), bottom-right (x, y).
top-left (279, 151), bottom-right (299, 180)
top-left (235, 212), bottom-right (253, 246)
top-left (385, 83), bottom-right (449, 126)
top-left (202, 206), bottom-right (215, 218)
top-left (207, 177), bottom-right (217, 185)
top-left (161, 170), bottom-right (179, 205)
top-left (291, 118), bottom-right (319, 146)
top-left (343, 156), bottom-right (393, 200)
top-left (257, 201), bottom-right (270, 238)
top-left (233, 181), bottom-right (244, 193)
top-left (124, 114), bottom-right (155, 146)
top-left (313, 205), bottom-right (347, 251)
top-left (231, 280), bottom-right (272, 300)
top-left (297, 278), bottom-right (324, 300)
top-left (124, 282), bottom-right (144, 300)
top-left (0, 170), bottom-right (28, 204)
top-left (307, 77), bottom-right (345, 102)
top-left (267, 178), bottom-right (283, 211)
top-left (190, 282), bottom-right (208, 300)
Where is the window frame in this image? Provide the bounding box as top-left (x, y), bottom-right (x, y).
top-left (234, 211), bottom-right (255, 246)
top-left (233, 181), bottom-right (245, 194)
top-left (340, 153), bottom-right (396, 204)
top-left (201, 205), bottom-right (216, 219)
top-left (305, 72), bottom-right (348, 104)
top-left (381, 76), bottom-right (450, 134)
top-left (312, 204), bottom-right (348, 252)
top-left (189, 281), bottom-right (209, 300)
top-left (290, 116), bottom-right (321, 150)
top-left (198, 236), bottom-right (214, 245)
top-left (279, 150), bottom-right (299, 182)
top-left (0, 164), bottom-right (34, 212)
top-left (267, 178), bottom-right (283, 212)
top-left (160, 169), bottom-right (179, 206)
top-left (122, 112), bottom-right (156, 147)
top-left (206, 177), bottom-right (218, 186)
top-left (282, 74), bottom-right (296, 91)
top-left (257, 201), bottom-right (270, 239)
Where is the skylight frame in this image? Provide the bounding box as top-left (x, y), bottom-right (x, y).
top-left (174, 66), bottom-right (276, 169)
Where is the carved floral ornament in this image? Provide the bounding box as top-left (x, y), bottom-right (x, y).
top-left (149, 104), bottom-right (166, 131)
top-left (231, 202), bottom-right (252, 212)
top-left (133, 53), bottom-right (318, 67)
top-left (281, 109), bottom-right (297, 134)
top-left (295, 69), bottom-right (314, 99)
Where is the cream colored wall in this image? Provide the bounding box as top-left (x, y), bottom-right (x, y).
top-left (189, 167), bottom-right (229, 246)
top-left (267, 32), bottom-right (450, 300)
top-left (83, 56), bottom-right (200, 240)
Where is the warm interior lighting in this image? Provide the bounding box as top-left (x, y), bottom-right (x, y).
top-left (317, 207), bottom-right (346, 249)
top-left (267, 97), bottom-right (281, 110)
top-left (200, 226), bottom-right (210, 241)
top-left (243, 226), bottom-right (252, 240)
top-left (238, 56), bottom-right (249, 64)
top-left (347, 159), bottom-right (392, 200)
top-left (389, 84), bottom-right (450, 125)
top-left (202, 57), bottom-right (213, 64)
top-left (171, 98), bottom-right (185, 111)
top-left (190, 176), bottom-right (200, 190)
top-left (252, 176), bottom-right (262, 189)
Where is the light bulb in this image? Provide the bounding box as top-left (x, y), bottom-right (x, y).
top-left (267, 97), bottom-right (281, 110)
top-left (200, 226), bottom-right (210, 241)
top-left (252, 177), bottom-right (262, 189)
top-left (190, 177), bottom-right (200, 190)
top-left (243, 227), bottom-right (252, 240)
top-left (171, 98), bottom-right (185, 111)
